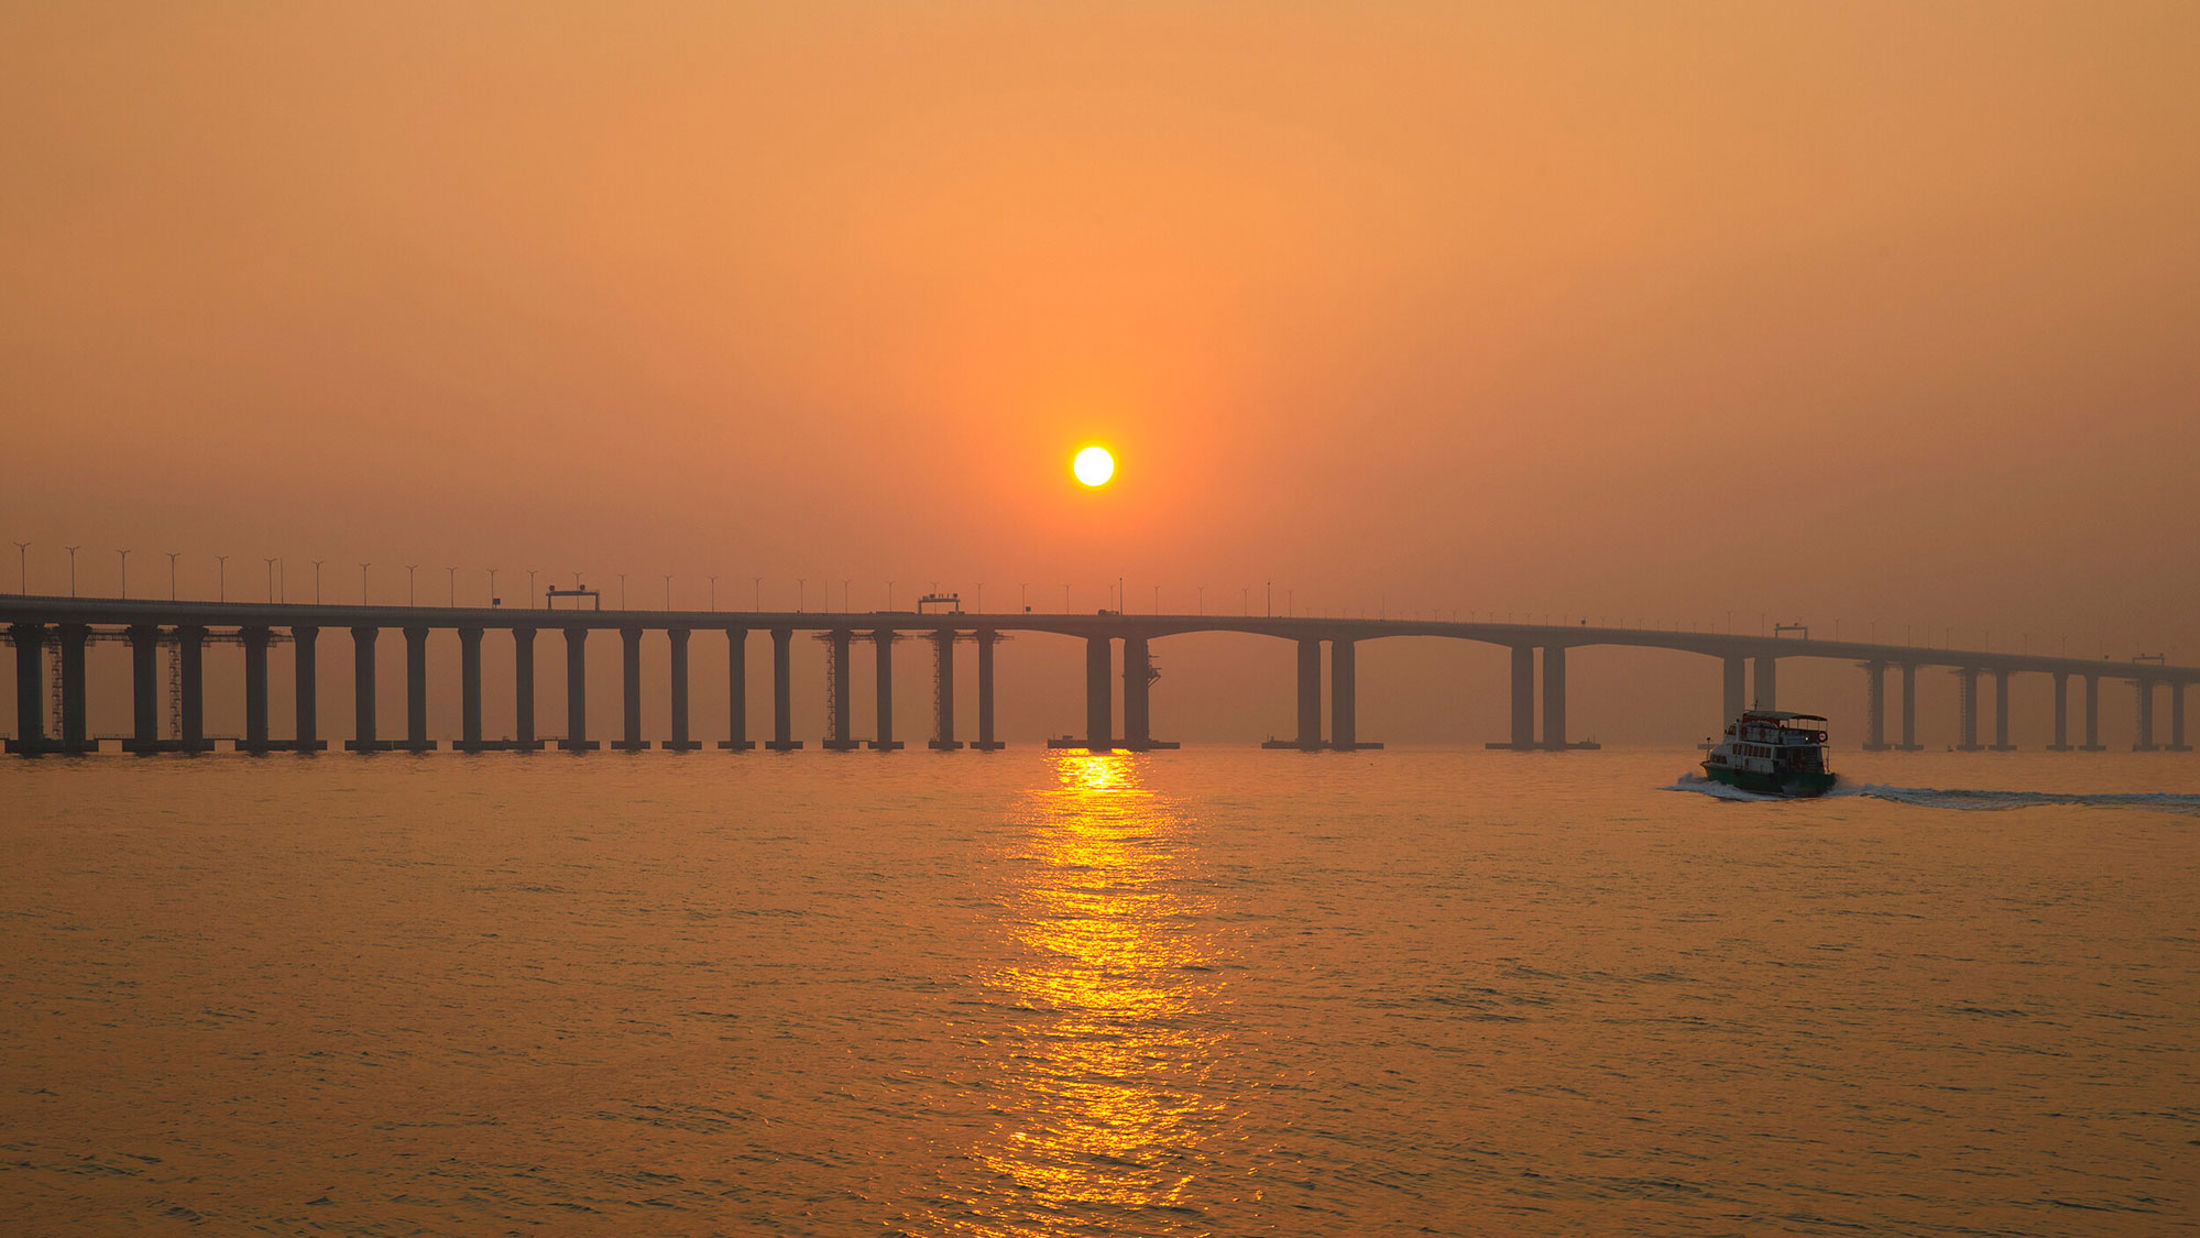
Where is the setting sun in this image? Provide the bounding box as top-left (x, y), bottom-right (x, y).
top-left (1073, 446), bottom-right (1115, 487)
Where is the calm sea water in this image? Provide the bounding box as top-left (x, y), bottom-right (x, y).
top-left (2, 749), bottom-right (2196, 1236)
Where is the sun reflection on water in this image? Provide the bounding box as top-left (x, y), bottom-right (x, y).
top-left (931, 752), bottom-right (1239, 1235)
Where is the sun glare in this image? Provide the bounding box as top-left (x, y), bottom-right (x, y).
top-left (1074, 446), bottom-right (1115, 487)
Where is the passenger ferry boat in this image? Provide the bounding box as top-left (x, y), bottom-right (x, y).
top-left (1702, 710), bottom-right (1837, 797)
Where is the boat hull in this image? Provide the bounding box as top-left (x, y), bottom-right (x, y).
top-left (1702, 763), bottom-right (1837, 798)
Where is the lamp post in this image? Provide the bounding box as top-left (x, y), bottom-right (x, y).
top-left (65, 545), bottom-right (79, 596)
top-left (406, 564), bottom-right (418, 606)
top-left (310, 559), bottom-right (321, 604)
top-left (488, 568), bottom-right (498, 606)
top-left (13, 541), bottom-right (27, 595)
top-left (617, 572), bottom-right (627, 609)
top-left (665, 574), bottom-right (673, 610)
top-left (708, 575), bottom-right (716, 612)
top-left (118, 548), bottom-right (130, 598)
top-left (214, 553), bottom-right (227, 602)
top-left (266, 557), bottom-right (279, 602)
top-left (796, 578), bottom-right (804, 612)
top-left (753, 577), bottom-right (761, 611)
top-left (447, 566), bottom-right (456, 607)
top-left (360, 563), bottom-right (370, 604)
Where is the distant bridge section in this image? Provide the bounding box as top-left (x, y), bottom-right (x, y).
top-left (1, 595), bottom-right (2190, 756)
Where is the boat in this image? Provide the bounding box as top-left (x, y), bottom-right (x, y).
top-left (1701, 709), bottom-right (1837, 797)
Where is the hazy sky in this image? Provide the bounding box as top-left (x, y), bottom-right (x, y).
top-left (3, 3), bottom-right (2195, 744)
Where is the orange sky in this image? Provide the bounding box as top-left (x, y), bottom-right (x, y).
top-left (2, 3), bottom-right (2195, 743)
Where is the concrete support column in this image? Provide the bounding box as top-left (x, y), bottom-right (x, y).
top-left (2135, 678), bottom-right (2157, 752)
top-left (58, 623), bottom-right (88, 753)
top-left (404, 626), bottom-right (430, 752)
top-left (1123, 636), bottom-right (1152, 750)
top-left (458, 627), bottom-right (483, 752)
top-left (869, 631), bottom-right (901, 750)
top-left (348, 626), bottom-right (378, 752)
top-left (666, 628), bottom-right (694, 751)
top-left (824, 629), bottom-right (856, 750)
top-left (242, 625), bottom-right (271, 753)
top-left (767, 627), bottom-right (800, 751)
top-left (1753, 655), bottom-right (1777, 710)
top-left (615, 626), bottom-right (647, 752)
top-left (1083, 635), bottom-right (1111, 749)
top-left (1297, 638), bottom-right (1324, 749)
top-left (562, 627), bottom-right (595, 752)
top-left (2082, 674), bottom-right (2102, 750)
top-left (294, 626), bottom-right (320, 751)
top-left (2049, 672), bottom-right (2070, 750)
top-left (1512, 646), bottom-right (1536, 748)
top-left (974, 629), bottom-right (1002, 751)
top-left (1723, 655), bottom-right (1747, 726)
top-left (931, 629), bottom-right (961, 750)
top-left (178, 625), bottom-right (206, 753)
top-left (513, 627), bottom-right (537, 749)
top-left (1992, 670), bottom-right (2014, 750)
top-left (2170, 681), bottom-right (2189, 751)
top-left (1956, 668), bottom-right (1981, 751)
top-left (1541, 645), bottom-right (1566, 751)
top-left (1900, 663), bottom-right (1919, 750)
top-left (720, 627), bottom-right (752, 750)
top-left (1863, 661), bottom-right (1887, 750)
top-left (1332, 638), bottom-right (1358, 751)
top-left (130, 624), bottom-right (160, 754)
top-left (11, 623), bottom-right (46, 755)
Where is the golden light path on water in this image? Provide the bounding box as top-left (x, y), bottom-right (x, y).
top-left (928, 752), bottom-right (1243, 1235)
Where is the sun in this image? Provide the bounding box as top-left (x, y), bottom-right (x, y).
top-left (1073, 445), bottom-right (1115, 487)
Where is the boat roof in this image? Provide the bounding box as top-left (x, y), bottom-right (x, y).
top-left (1739, 710), bottom-right (1827, 722)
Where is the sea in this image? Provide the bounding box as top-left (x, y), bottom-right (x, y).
top-left (2, 748), bottom-right (2196, 1236)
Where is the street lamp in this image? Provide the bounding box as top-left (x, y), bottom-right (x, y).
top-left (65, 545), bottom-right (79, 596)
top-left (118, 548), bottom-right (130, 598)
top-left (753, 577), bottom-right (761, 611)
top-left (488, 567), bottom-right (498, 605)
top-left (360, 562), bottom-right (370, 604)
top-left (447, 566), bottom-right (456, 607)
top-left (214, 553), bottom-right (227, 601)
top-left (617, 572), bottom-right (627, 609)
top-left (13, 541), bottom-right (27, 595)
top-left (665, 574), bottom-right (674, 609)
top-left (708, 575), bottom-right (716, 612)
top-left (406, 564), bottom-right (418, 606)
top-left (796, 578), bottom-right (804, 612)
top-left (266, 557), bottom-right (279, 602)
top-left (311, 560), bottom-right (323, 604)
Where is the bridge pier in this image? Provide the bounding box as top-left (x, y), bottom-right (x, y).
top-left (823, 629), bottom-right (858, 750)
top-left (2080, 674), bottom-right (2104, 750)
top-left (295, 625), bottom-right (323, 751)
top-left (1540, 645), bottom-right (1565, 750)
top-left (1059, 634), bottom-right (1111, 750)
top-left (2170, 682), bottom-right (2189, 751)
top-left (2048, 672), bottom-right (2071, 750)
top-left (1753, 655), bottom-right (1777, 710)
top-left (1123, 636), bottom-right (1152, 749)
top-left (615, 626), bottom-right (648, 751)
top-left (1956, 667), bottom-right (1981, 751)
top-left (1991, 670), bottom-right (2015, 750)
top-left (346, 626), bottom-right (378, 752)
top-left (1271, 637), bottom-right (1327, 750)
top-left (561, 627), bottom-right (597, 751)
top-left (1863, 661), bottom-right (1887, 750)
top-left (974, 628), bottom-right (1002, 750)
top-left (129, 624), bottom-right (160, 754)
top-left (178, 625), bottom-right (207, 753)
top-left (1333, 638), bottom-right (1372, 750)
top-left (58, 623), bottom-right (89, 753)
top-left (456, 626), bottom-right (483, 752)
top-left (720, 627), bottom-right (753, 750)
top-left (8, 623), bottom-right (47, 755)
top-left (867, 630), bottom-right (899, 749)
top-left (404, 626), bottom-right (432, 753)
top-left (666, 628), bottom-right (697, 750)
top-left (2134, 678), bottom-right (2157, 752)
top-left (930, 629), bottom-right (962, 750)
top-left (1899, 662), bottom-right (1921, 750)
top-left (514, 627), bottom-right (539, 750)
top-left (767, 627), bottom-right (801, 751)
top-left (1508, 645), bottom-right (1536, 748)
top-left (2081, 674), bottom-right (2103, 750)
top-left (242, 625), bottom-right (271, 753)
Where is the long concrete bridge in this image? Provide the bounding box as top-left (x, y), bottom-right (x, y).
top-left (1, 594), bottom-right (2191, 756)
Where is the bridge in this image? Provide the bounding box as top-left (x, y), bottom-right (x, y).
top-left (1, 594), bottom-right (2191, 756)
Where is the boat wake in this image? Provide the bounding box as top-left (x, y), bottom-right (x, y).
top-left (1665, 773), bottom-right (2200, 817)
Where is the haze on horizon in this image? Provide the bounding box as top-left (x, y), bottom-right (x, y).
top-left (2, 2), bottom-right (2195, 746)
